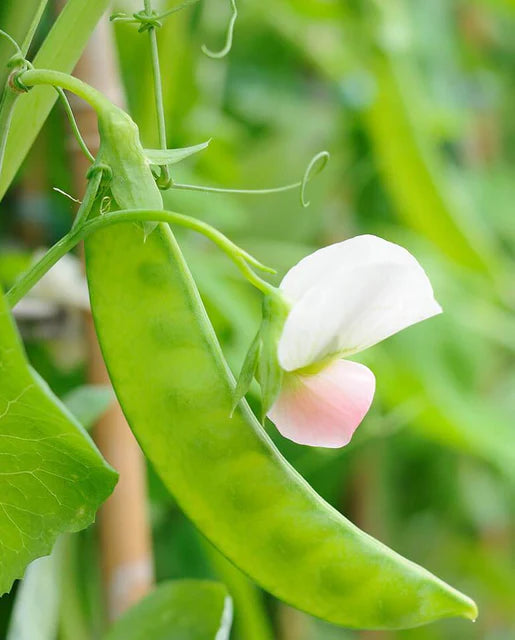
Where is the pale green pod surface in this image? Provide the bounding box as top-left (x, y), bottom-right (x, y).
top-left (85, 222), bottom-right (477, 630)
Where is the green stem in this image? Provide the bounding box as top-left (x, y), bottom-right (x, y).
top-left (17, 68), bottom-right (112, 114)
top-left (171, 181), bottom-right (303, 196)
top-left (71, 170), bottom-right (103, 229)
top-left (144, 0), bottom-right (171, 188)
top-left (7, 209), bottom-right (276, 307)
top-left (0, 88), bottom-right (19, 181)
top-left (171, 150), bottom-right (330, 207)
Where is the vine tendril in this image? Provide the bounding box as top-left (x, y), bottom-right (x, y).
top-left (1, 30), bottom-right (34, 94)
top-left (172, 150), bottom-right (330, 207)
top-left (300, 151), bottom-right (330, 208)
top-left (201, 0), bottom-right (238, 59)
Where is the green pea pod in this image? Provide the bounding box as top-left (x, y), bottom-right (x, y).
top-left (85, 222), bottom-right (477, 629)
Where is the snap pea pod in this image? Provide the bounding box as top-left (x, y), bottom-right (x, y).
top-left (83, 120), bottom-right (476, 629)
top-left (37, 73), bottom-right (475, 627)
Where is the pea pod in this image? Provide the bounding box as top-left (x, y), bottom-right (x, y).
top-left (83, 109), bottom-right (477, 627)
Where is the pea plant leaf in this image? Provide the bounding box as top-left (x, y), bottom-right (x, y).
top-left (103, 580), bottom-right (233, 640)
top-left (144, 140), bottom-right (211, 167)
top-left (0, 288), bottom-right (117, 595)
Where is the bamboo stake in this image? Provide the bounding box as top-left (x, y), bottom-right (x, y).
top-left (55, 3), bottom-right (154, 622)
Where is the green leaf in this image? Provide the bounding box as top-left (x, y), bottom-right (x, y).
top-left (0, 0), bottom-right (112, 200)
top-left (144, 140), bottom-right (211, 166)
top-left (62, 385), bottom-right (114, 431)
top-left (103, 580), bottom-right (233, 640)
top-left (0, 287), bottom-right (117, 595)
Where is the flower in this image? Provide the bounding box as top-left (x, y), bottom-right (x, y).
top-left (265, 235), bottom-right (442, 448)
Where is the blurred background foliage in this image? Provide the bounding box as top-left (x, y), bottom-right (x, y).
top-left (0, 0), bottom-right (514, 638)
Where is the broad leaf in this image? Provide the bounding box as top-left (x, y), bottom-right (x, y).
top-left (0, 0), bottom-right (112, 200)
top-left (0, 288), bottom-right (117, 595)
top-left (104, 580), bottom-right (233, 640)
top-left (144, 140), bottom-right (211, 167)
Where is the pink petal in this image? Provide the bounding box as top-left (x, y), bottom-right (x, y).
top-left (268, 359), bottom-right (376, 448)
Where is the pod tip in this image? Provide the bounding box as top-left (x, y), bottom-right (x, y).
top-left (460, 596), bottom-right (478, 623)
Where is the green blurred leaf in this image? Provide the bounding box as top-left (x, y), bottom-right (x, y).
top-left (204, 541), bottom-right (274, 640)
top-left (365, 49), bottom-right (496, 274)
top-left (104, 580), bottom-right (233, 640)
top-left (62, 385), bottom-right (114, 431)
top-left (0, 288), bottom-right (117, 595)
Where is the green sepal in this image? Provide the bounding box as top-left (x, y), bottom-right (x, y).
top-left (144, 140), bottom-right (211, 167)
top-left (142, 221), bottom-right (157, 241)
top-left (257, 294), bottom-right (289, 423)
top-left (232, 329), bottom-right (261, 416)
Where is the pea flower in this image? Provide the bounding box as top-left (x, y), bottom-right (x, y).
top-left (238, 235), bottom-right (442, 448)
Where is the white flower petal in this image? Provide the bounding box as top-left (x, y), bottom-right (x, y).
top-left (268, 359), bottom-right (376, 448)
top-left (280, 235), bottom-right (422, 304)
top-left (278, 260), bottom-right (441, 372)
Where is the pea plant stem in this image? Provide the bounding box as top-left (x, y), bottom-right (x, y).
top-left (0, 88), bottom-right (18, 178)
top-left (6, 209), bottom-right (277, 308)
top-left (70, 170), bottom-right (102, 229)
top-left (17, 68), bottom-right (112, 113)
top-left (143, 0), bottom-right (171, 187)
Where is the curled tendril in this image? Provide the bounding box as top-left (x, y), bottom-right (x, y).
top-left (171, 149), bottom-right (331, 207)
top-left (100, 196), bottom-right (112, 215)
top-left (1, 30), bottom-right (34, 93)
top-left (202, 0), bottom-right (238, 59)
top-left (300, 151), bottom-right (330, 208)
top-left (8, 66), bottom-right (34, 93)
